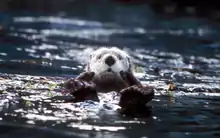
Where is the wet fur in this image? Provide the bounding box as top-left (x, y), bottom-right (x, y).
top-left (63, 47), bottom-right (154, 116)
top-left (85, 47), bottom-right (134, 92)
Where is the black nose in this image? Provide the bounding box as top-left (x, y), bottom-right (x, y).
top-left (105, 56), bottom-right (115, 66)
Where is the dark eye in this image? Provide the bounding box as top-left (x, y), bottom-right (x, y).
top-left (97, 55), bottom-right (102, 60)
top-left (117, 55), bottom-right (122, 60)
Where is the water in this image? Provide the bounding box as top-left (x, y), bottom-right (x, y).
top-left (0, 1), bottom-right (220, 138)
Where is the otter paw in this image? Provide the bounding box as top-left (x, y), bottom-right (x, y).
top-left (119, 85), bottom-right (154, 112)
top-left (63, 78), bottom-right (99, 102)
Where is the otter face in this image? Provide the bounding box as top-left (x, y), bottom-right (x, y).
top-left (86, 47), bottom-right (132, 82)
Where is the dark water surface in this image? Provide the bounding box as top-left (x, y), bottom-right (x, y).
top-left (0, 1), bottom-right (220, 138)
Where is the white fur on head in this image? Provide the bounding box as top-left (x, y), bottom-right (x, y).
top-left (86, 47), bottom-right (132, 76)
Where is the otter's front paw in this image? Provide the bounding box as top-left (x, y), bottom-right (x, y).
top-left (63, 72), bottom-right (99, 102)
top-left (119, 85), bottom-right (154, 113)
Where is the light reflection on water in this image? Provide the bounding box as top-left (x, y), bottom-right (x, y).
top-left (0, 4), bottom-right (220, 138)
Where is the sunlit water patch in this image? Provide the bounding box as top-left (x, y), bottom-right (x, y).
top-left (0, 12), bottom-right (219, 138)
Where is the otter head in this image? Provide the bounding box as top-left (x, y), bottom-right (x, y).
top-left (85, 47), bottom-right (132, 83)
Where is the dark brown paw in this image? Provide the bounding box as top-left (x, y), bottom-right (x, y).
top-left (76, 71), bottom-right (95, 82)
top-left (119, 85), bottom-right (154, 112)
top-left (63, 72), bottom-right (99, 102)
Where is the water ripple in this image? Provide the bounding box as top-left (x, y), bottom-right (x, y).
top-left (0, 13), bottom-right (219, 138)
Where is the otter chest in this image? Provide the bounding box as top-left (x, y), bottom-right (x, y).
top-left (92, 77), bottom-right (128, 92)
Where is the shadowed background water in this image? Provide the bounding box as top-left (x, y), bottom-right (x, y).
top-left (0, 0), bottom-right (220, 138)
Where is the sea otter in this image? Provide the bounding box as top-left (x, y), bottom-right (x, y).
top-left (63, 47), bottom-right (154, 114)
